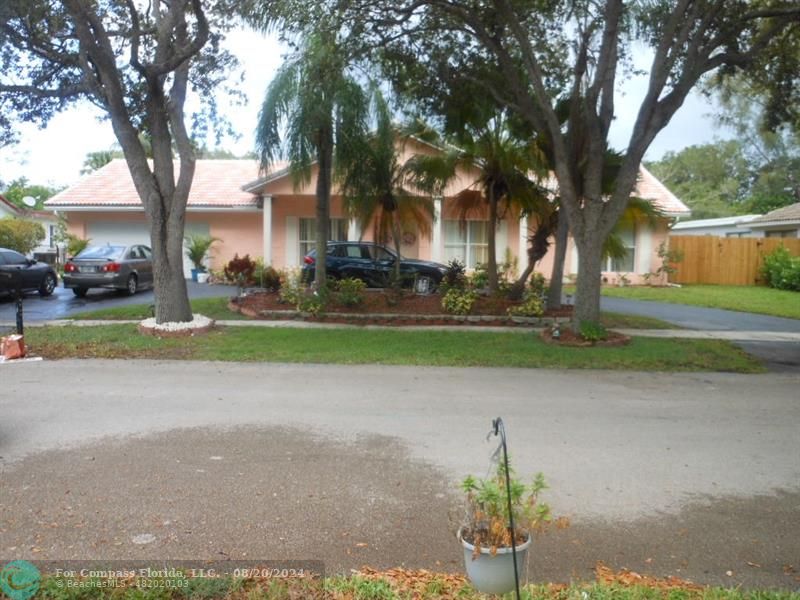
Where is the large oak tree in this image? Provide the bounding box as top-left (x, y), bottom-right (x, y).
top-left (357, 0), bottom-right (800, 324)
top-left (0, 0), bottom-right (235, 323)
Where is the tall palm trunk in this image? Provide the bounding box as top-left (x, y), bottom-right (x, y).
top-left (486, 186), bottom-right (498, 292)
top-left (314, 128), bottom-right (333, 289)
top-left (508, 213), bottom-right (556, 301)
top-left (546, 209), bottom-right (569, 309)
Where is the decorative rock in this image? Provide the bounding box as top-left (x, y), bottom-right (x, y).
top-left (138, 314), bottom-right (214, 337)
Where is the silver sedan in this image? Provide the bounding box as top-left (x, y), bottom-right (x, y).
top-left (63, 244), bottom-right (154, 297)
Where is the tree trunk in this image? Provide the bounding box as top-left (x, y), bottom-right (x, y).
top-left (507, 214), bottom-right (553, 301)
top-left (315, 133), bottom-right (333, 288)
top-left (391, 216), bottom-right (402, 281)
top-left (547, 209), bottom-right (569, 310)
top-left (573, 233), bottom-right (604, 326)
top-left (486, 187), bottom-right (498, 292)
top-left (147, 202), bottom-right (193, 324)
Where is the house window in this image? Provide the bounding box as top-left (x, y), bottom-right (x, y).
top-left (765, 230), bottom-right (794, 238)
top-left (444, 220), bottom-right (488, 268)
top-left (299, 218), bottom-right (348, 259)
top-left (48, 225), bottom-right (57, 247)
top-left (606, 223), bottom-right (635, 272)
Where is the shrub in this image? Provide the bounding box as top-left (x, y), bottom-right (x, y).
top-left (442, 258), bottom-right (467, 290)
top-left (253, 258), bottom-right (281, 291)
top-left (507, 292), bottom-right (544, 317)
top-left (223, 254), bottom-right (256, 285)
top-left (279, 269), bottom-right (304, 305)
top-left (469, 263), bottom-right (489, 289)
top-left (65, 233), bottom-right (90, 258)
top-left (335, 277), bottom-right (366, 307)
top-left (529, 272), bottom-right (547, 299)
top-left (441, 287), bottom-right (477, 315)
top-left (761, 245), bottom-right (800, 291)
top-left (579, 320), bottom-right (608, 343)
top-left (0, 217), bottom-right (45, 254)
top-left (298, 287), bottom-right (327, 316)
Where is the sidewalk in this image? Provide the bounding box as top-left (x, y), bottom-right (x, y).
top-left (5, 318), bottom-right (800, 342)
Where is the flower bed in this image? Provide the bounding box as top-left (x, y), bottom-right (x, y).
top-left (229, 290), bottom-right (573, 328)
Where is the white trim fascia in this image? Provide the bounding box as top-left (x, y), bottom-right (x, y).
top-left (46, 205), bottom-right (260, 213)
top-left (748, 220), bottom-right (800, 230)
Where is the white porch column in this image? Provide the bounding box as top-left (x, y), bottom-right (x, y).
top-left (432, 196), bottom-right (443, 262)
top-left (518, 215), bottom-right (528, 276)
top-left (636, 224), bottom-right (652, 274)
top-left (262, 195), bottom-right (273, 266)
top-left (348, 218), bottom-right (361, 241)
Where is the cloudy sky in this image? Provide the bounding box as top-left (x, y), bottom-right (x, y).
top-left (0, 30), bottom-right (729, 189)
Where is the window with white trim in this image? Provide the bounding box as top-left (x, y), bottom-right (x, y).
top-left (299, 218), bottom-right (348, 259)
top-left (444, 220), bottom-right (488, 268)
top-left (606, 223), bottom-right (635, 272)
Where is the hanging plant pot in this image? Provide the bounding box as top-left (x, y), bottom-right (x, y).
top-left (458, 527), bottom-right (530, 595)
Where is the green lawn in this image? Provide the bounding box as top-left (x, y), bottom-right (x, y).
top-left (71, 297), bottom-right (245, 321)
top-left (25, 324), bottom-right (761, 372)
top-left (600, 285), bottom-right (800, 320)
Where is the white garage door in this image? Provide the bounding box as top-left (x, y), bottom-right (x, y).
top-left (87, 221), bottom-right (210, 279)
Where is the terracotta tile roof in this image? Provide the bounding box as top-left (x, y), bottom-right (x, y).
top-left (748, 201), bottom-right (800, 225)
top-left (45, 159), bottom-right (278, 208)
top-left (635, 166), bottom-right (690, 216)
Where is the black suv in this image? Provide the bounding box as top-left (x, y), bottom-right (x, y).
top-left (0, 247), bottom-right (58, 297)
top-left (302, 242), bottom-right (447, 292)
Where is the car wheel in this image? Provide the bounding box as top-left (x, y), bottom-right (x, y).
top-left (38, 273), bottom-right (57, 297)
top-left (126, 274), bottom-right (138, 295)
top-left (72, 287), bottom-right (88, 298)
top-left (414, 275), bottom-right (437, 295)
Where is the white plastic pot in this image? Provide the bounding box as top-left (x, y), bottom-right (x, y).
top-left (458, 528), bottom-right (530, 595)
top-left (197, 272), bottom-right (210, 284)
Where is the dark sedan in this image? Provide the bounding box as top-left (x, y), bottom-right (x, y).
top-left (63, 244), bottom-right (154, 297)
top-left (302, 242), bottom-right (447, 293)
top-left (0, 248), bottom-right (58, 297)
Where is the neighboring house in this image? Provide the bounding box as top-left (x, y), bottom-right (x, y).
top-left (745, 202), bottom-right (800, 238)
top-left (45, 146), bottom-right (689, 284)
top-left (0, 193), bottom-right (59, 259)
top-left (670, 214), bottom-right (761, 238)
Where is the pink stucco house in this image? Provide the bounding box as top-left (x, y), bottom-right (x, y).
top-left (45, 140), bottom-right (689, 282)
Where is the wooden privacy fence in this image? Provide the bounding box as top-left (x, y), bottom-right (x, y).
top-left (669, 236), bottom-right (800, 285)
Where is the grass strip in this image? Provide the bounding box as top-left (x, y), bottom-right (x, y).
top-left (25, 324), bottom-right (762, 372)
top-left (70, 297), bottom-right (245, 321)
top-left (600, 285), bottom-right (800, 320)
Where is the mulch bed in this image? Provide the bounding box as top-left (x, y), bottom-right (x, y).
top-left (230, 290), bottom-right (574, 327)
top-left (540, 326), bottom-right (631, 347)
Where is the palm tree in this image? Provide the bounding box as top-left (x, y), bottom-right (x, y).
top-left (408, 114), bottom-right (549, 292)
top-left (255, 31), bottom-right (369, 287)
top-left (337, 93), bottom-right (434, 282)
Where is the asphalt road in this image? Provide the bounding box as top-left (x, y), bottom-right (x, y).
top-left (1, 361), bottom-right (798, 589)
top-left (0, 281), bottom-right (237, 323)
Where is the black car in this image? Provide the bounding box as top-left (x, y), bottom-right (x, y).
top-left (302, 242), bottom-right (447, 292)
top-left (0, 247), bottom-right (58, 297)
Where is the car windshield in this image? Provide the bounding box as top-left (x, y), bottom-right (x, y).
top-left (76, 245), bottom-right (126, 260)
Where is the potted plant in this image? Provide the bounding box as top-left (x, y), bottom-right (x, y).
top-left (458, 464), bottom-right (551, 595)
top-left (185, 234), bottom-right (220, 282)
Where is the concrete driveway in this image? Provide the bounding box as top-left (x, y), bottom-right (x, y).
top-left (601, 297), bottom-right (800, 372)
top-left (1, 361), bottom-right (798, 589)
top-left (0, 280), bottom-right (237, 322)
